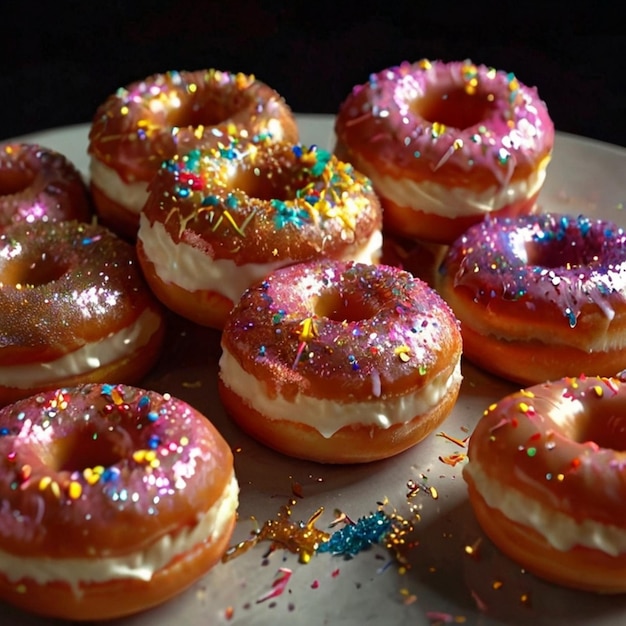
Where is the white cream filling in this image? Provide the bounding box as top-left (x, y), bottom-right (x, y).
top-left (464, 460), bottom-right (626, 556)
top-left (219, 348), bottom-right (462, 438)
top-left (1, 474), bottom-right (238, 589)
top-left (89, 159), bottom-right (150, 213)
top-left (138, 214), bottom-right (383, 303)
top-left (1, 309), bottom-right (161, 389)
top-left (366, 160), bottom-right (547, 218)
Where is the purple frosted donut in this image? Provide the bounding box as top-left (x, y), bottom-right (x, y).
top-left (437, 213), bottom-right (626, 384)
top-left (334, 59), bottom-right (555, 243)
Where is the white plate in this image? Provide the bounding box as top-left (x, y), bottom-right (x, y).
top-left (5, 115), bottom-right (626, 626)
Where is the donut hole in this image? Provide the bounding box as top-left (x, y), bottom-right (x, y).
top-left (0, 168), bottom-right (35, 197)
top-left (168, 104), bottom-right (228, 128)
top-left (525, 240), bottom-right (599, 268)
top-left (568, 410), bottom-right (626, 452)
top-left (314, 288), bottom-right (375, 322)
top-left (414, 87), bottom-right (492, 129)
top-left (48, 426), bottom-right (129, 473)
top-left (1, 256), bottom-right (68, 288)
top-left (232, 168), bottom-right (291, 202)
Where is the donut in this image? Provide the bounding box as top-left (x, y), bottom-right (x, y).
top-left (334, 59), bottom-right (554, 244)
top-left (0, 382), bottom-right (238, 619)
top-left (436, 213), bottom-right (626, 385)
top-left (88, 69), bottom-right (299, 238)
top-left (137, 137), bottom-right (383, 330)
top-left (464, 374), bottom-right (626, 593)
top-left (0, 143), bottom-right (91, 232)
top-left (0, 220), bottom-right (165, 406)
top-left (218, 259), bottom-right (462, 463)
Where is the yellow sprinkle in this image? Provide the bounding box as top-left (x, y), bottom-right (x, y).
top-left (222, 210), bottom-right (246, 237)
top-left (593, 385), bottom-right (604, 398)
top-left (518, 402), bottom-right (530, 413)
top-left (38, 476), bottom-right (52, 491)
top-left (298, 317), bottom-right (318, 342)
top-left (68, 481), bottom-right (82, 500)
top-left (111, 387), bottom-right (124, 405)
top-left (133, 450), bottom-right (147, 463)
top-left (50, 481), bottom-right (61, 499)
top-left (83, 468), bottom-right (99, 485)
top-left (432, 121), bottom-right (446, 137)
top-left (394, 345), bottom-right (411, 362)
top-left (120, 105), bottom-right (129, 115)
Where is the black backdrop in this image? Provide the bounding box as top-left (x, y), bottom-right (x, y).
top-left (1, 1), bottom-right (624, 147)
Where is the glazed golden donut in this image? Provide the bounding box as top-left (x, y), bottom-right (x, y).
top-left (88, 69), bottom-right (299, 238)
top-left (0, 383), bottom-right (238, 620)
top-left (137, 137), bottom-right (382, 330)
top-left (218, 259), bottom-right (462, 463)
top-left (0, 143), bottom-right (91, 232)
top-left (437, 213), bottom-right (626, 385)
top-left (334, 59), bottom-right (554, 244)
top-left (464, 374), bottom-right (626, 593)
top-left (0, 220), bottom-right (165, 405)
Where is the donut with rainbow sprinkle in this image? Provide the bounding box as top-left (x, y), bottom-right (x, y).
top-left (437, 212), bottom-right (626, 384)
top-left (88, 69), bottom-right (298, 238)
top-left (0, 383), bottom-right (238, 620)
top-left (465, 374), bottom-right (626, 593)
top-left (0, 143), bottom-right (91, 233)
top-left (334, 59), bottom-right (554, 244)
top-left (218, 258), bottom-right (462, 463)
top-left (137, 136), bottom-right (383, 329)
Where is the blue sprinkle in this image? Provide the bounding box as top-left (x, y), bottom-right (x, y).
top-left (202, 195), bottom-right (220, 206)
top-left (101, 467), bottom-right (121, 483)
top-left (317, 510), bottom-right (393, 556)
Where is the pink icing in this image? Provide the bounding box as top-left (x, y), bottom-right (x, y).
top-left (222, 259), bottom-right (461, 399)
top-left (335, 59), bottom-right (555, 187)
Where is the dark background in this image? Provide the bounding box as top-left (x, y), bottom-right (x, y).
top-left (1, 1), bottom-right (624, 147)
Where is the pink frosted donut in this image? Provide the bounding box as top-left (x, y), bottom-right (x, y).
top-left (218, 259), bottom-right (462, 463)
top-left (0, 383), bottom-right (238, 619)
top-left (0, 143), bottom-right (91, 232)
top-left (88, 69), bottom-right (299, 238)
top-left (437, 213), bottom-right (626, 384)
top-left (335, 59), bottom-right (555, 244)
